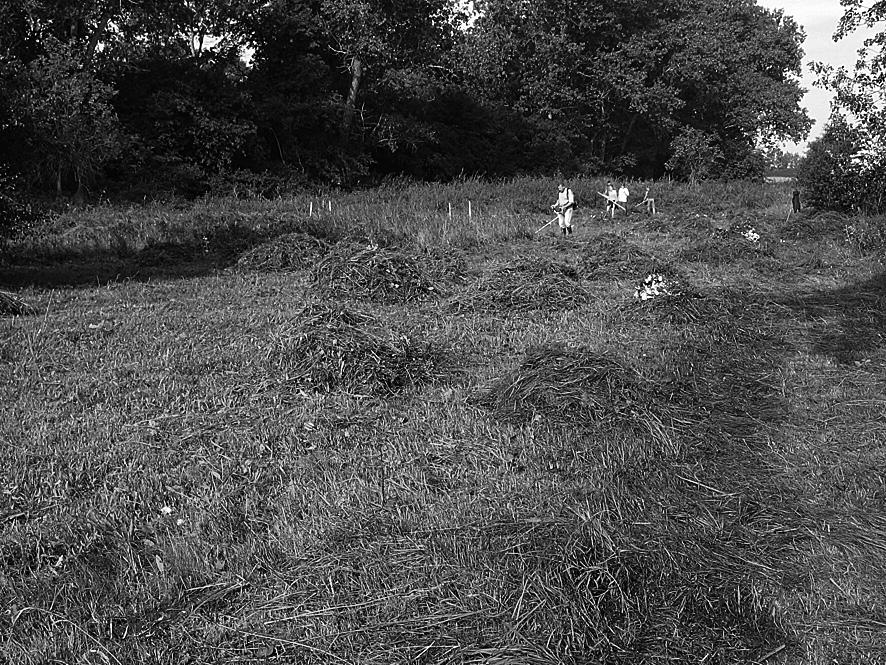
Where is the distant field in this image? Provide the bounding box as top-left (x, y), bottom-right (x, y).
top-left (1, 178), bottom-right (885, 664)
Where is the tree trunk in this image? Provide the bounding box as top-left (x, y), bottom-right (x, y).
top-left (84, 10), bottom-right (111, 67)
top-left (341, 56), bottom-right (363, 138)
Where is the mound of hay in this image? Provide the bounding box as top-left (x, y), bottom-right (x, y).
top-left (267, 302), bottom-right (438, 394)
top-left (780, 210), bottom-right (846, 240)
top-left (236, 232), bottom-right (329, 272)
top-left (474, 345), bottom-right (676, 440)
top-left (678, 228), bottom-right (773, 265)
top-left (0, 291), bottom-right (37, 316)
top-left (580, 233), bottom-right (667, 278)
top-left (312, 243), bottom-right (442, 302)
top-left (453, 257), bottom-right (591, 313)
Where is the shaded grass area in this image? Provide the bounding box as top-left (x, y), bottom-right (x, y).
top-left (2, 184), bottom-right (886, 663)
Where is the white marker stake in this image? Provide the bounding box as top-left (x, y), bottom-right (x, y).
top-left (468, 200), bottom-right (472, 221)
top-left (328, 200), bottom-right (332, 212)
top-left (309, 201), bottom-right (313, 217)
top-left (448, 202), bottom-right (452, 220)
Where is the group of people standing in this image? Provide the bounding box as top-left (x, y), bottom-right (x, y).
top-left (551, 180), bottom-right (632, 236)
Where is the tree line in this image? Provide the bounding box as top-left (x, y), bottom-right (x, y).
top-left (0, 0), bottom-right (812, 203)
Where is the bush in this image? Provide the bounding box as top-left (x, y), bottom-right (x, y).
top-left (0, 165), bottom-right (44, 242)
top-left (798, 115), bottom-right (886, 214)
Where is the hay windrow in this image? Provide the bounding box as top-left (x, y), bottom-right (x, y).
top-left (296, 513), bottom-right (787, 663)
top-left (267, 302), bottom-right (439, 394)
top-left (679, 227), bottom-right (775, 265)
top-left (453, 256), bottom-right (591, 313)
top-left (312, 243), bottom-right (447, 302)
top-left (474, 345), bottom-right (679, 443)
top-left (0, 290), bottom-right (37, 316)
top-left (780, 210), bottom-right (848, 241)
top-left (580, 232), bottom-right (670, 278)
top-left (236, 232), bottom-right (329, 272)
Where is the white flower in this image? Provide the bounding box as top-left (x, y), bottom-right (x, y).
top-left (160, 505), bottom-right (174, 516)
top-left (741, 227), bottom-right (760, 243)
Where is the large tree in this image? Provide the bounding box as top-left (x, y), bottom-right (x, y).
top-left (801, 0), bottom-right (886, 213)
top-left (457, 0), bottom-right (811, 177)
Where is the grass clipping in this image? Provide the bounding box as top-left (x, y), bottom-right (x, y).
top-left (0, 290), bottom-right (37, 316)
top-left (580, 232), bottom-right (668, 278)
top-left (268, 302), bottom-right (438, 395)
top-left (454, 257), bottom-right (591, 313)
top-left (236, 231), bottom-right (329, 272)
top-left (312, 243), bottom-right (445, 302)
top-left (475, 345), bottom-right (678, 444)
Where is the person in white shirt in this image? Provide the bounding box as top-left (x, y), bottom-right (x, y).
top-left (617, 183), bottom-right (630, 215)
top-left (605, 182), bottom-right (617, 218)
top-left (552, 183), bottom-right (576, 236)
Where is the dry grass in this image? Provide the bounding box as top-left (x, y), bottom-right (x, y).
top-left (452, 256), bottom-right (591, 313)
top-left (473, 344), bottom-right (682, 454)
top-left (236, 232), bottom-right (330, 272)
top-left (266, 302), bottom-right (441, 395)
top-left (311, 243), bottom-right (456, 303)
top-left (579, 232), bottom-right (671, 278)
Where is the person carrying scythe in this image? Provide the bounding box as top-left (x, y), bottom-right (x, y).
top-left (552, 182), bottom-right (576, 236)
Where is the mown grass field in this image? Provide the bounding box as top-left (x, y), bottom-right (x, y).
top-left (1, 177), bottom-right (885, 664)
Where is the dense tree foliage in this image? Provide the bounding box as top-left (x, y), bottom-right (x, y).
top-left (0, 0), bottom-right (811, 198)
top-left (800, 0), bottom-right (886, 214)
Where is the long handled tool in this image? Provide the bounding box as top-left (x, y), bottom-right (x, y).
top-left (535, 216), bottom-right (559, 234)
top-left (596, 192), bottom-right (626, 211)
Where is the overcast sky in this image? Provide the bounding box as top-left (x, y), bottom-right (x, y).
top-left (757, 0), bottom-right (876, 152)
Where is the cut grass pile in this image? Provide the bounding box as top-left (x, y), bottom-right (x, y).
top-left (453, 256), bottom-right (591, 312)
top-left (679, 226), bottom-right (774, 265)
top-left (236, 232), bottom-right (329, 272)
top-left (312, 242), bottom-right (456, 302)
top-left (219, 508), bottom-right (788, 663)
top-left (474, 344), bottom-right (680, 446)
top-left (579, 232), bottom-right (669, 278)
top-left (780, 209), bottom-right (847, 241)
top-left (267, 302), bottom-right (440, 394)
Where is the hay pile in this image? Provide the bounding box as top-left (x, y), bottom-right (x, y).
top-left (780, 210), bottom-right (846, 240)
top-left (0, 290), bottom-right (36, 316)
top-left (580, 233), bottom-right (667, 278)
top-left (312, 243), bottom-right (444, 302)
top-left (679, 226), bottom-right (773, 265)
top-left (453, 257), bottom-right (591, 313)
top-left (267, 302), bottom-right (438, 394)
top-left (474, 345), bottom-right (677, 442)
top-left (236, 232), bottom-right (329, 272)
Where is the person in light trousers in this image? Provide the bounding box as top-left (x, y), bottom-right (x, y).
top-left (553, 183), bottom-right (576, 236)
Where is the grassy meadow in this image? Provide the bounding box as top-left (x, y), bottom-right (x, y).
top-left (1, 177), bottom-right (885, 664)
